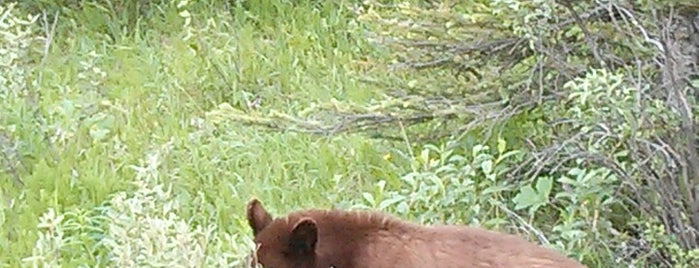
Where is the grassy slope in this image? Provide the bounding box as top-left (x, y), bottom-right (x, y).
top-left (1, 1), bottom-right (404, 266)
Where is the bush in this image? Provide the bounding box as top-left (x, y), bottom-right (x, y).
top-left (22, 142), bottom-right (250, 267)
top-left (212, 1), bottom-right (699, 266)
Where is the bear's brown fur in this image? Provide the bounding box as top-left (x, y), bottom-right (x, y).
top-left (246, 198), bottom-right (587, 268)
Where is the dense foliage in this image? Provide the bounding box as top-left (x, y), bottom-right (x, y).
top-left (1, 0), bottom-right (698, 267)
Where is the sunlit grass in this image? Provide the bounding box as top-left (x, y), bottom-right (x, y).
top-left (0, 1), bottom-right (400, 266)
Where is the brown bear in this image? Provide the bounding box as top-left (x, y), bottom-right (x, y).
top-left (246, 198), bottom-right (587, 268)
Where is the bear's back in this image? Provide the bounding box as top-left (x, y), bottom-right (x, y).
top-left (247, 200), bottom-right (587, 268)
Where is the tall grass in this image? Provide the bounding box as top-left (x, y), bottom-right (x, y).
top-left (1, 1), bottom-right (398, 266)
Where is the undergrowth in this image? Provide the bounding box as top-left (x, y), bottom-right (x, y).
top-left (2, 1), bottom-right (697, 267)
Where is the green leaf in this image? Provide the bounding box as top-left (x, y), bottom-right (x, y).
top-left (378, 195), bottom-right (405, 210)
top-left (557, 176), bottom-right (578, 186)
top-left (482, 184), bottom-right (513, 195)
top-left (362, 193), bottom-right (375, 207)
top-left (497, 138), bottom-right (506, 154)
top-left (513, 177), bottom-right (552, 213)
top-left (536, 176), bottom-right (553, 199)
top-left (497, 150), bottom-right (521, 163)
top-left (513, 185), bottom-right (538, 210)
top-left (89, 127), bottom-right (110, 142)
top-left (472, 144), bottom-right (485, 157)
top-left (481, 159), bottom-right (493, 174)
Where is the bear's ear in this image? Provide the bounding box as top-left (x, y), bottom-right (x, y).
top-left (288, 217), bottom-right (318, 255)
top-left (247, 198), bottom-right (273, 236)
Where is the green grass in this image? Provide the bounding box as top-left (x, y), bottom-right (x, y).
top-left (0, 1), bottom-right (403, 266)
top-left (3, 1), bottom-right (655, 267)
